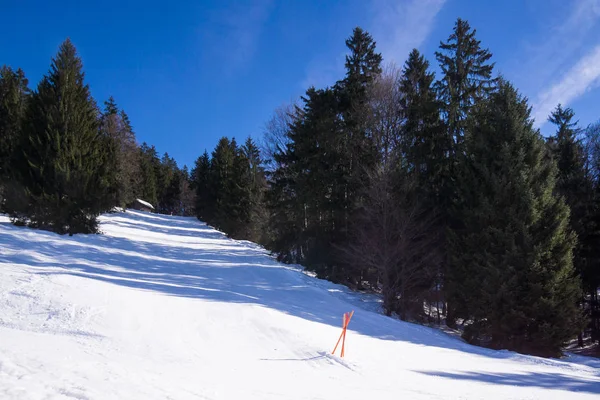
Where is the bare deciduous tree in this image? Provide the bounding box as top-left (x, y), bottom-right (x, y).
top-left (261, 101), bottom-right (298, 170)
top-left (338, 163), bottom-right (440, 320)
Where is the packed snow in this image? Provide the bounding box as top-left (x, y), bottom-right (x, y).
top-left (0, 210), bottom-right (599, 399)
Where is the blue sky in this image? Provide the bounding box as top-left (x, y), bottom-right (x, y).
top-left (2, 0), bottom-right (599, 168)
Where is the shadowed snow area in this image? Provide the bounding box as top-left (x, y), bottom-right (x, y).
top-left (1, 210), bottom-right (599, 399)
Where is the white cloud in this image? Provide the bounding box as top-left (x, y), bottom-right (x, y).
top-left (204, 0), bottom-right (273, 76)
top-left (532, 45), bottom-right (600, 125)
top-left (526, 0), bottom-right (600, 125)
top-left (302, 0), bottom-right (446, 89)
top-left (370, 0), bottom-right (446, 65)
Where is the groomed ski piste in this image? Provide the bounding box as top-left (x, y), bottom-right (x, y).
top-left (1, 210), bottom-right (599, 399)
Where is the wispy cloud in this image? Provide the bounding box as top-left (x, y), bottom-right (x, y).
top-left (528, 0), bottom-right (600, 125)
top-left (369, 0), bottom-right (446, 65)
top-left (532, 45), bottom-right (600, 125)
top-left (302, 0), bottom-right (446, 89)
top-left (204, 0), bottom-right (273, 76)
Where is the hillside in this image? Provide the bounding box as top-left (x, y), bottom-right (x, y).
top-left (1, 210), bottom-right (599, 399)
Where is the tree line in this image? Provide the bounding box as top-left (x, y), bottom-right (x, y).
top-left (1, 20), bottom-right (599, 357)
top-left (0, 39), bottom-right (194, 235)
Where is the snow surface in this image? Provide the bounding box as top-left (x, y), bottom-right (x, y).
top-left (0, 210), bottom-right (599, 399)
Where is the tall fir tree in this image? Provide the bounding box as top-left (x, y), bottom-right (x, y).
top-left (16, 39), bottom-right (115, 234)
top-left (435, 18), bottom-right (496, 326)
top-left (139, 142), bottom-right (158, 207)
top-left (435, 18), bottom-right (496, 151)
top-left (0, 66), bottom-right (29, 211)
top-left (241, 137), bottom-right (268, 243)
top-left (100, 96), bottom-right (140, 208)
top-left (192, 150), bottom-right (213, 222)
top-left (448, 81), bottom-right (581, 356)
top-left (335, 27), bottom-right (383, 248)
top-left (548, 104), bottom-right (596, 346)
top-left (400, 49), bottom-right (447, 202)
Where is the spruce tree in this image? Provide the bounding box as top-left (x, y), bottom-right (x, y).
top-left (0, 66), bottom-right (29, 212)
top-left (18, 39), bottom-right (114, 234)
top-left (192, 150), bottom-right (212, 222)
top-left (435, 18), bottom-right (496, 151)
top-left (100, 96), bottom-right (140, 208)
top-left (449, 81), bottom-right (580, 356)
top-left (138, 142), bottom-right (158, 207)
top-left (435, 18), bottom-right (496, 326)
top-left (242, 137), bottom-right (268, 243)
top-left (335, 28), bottom-right (383, 249)
top-left (400, 49), bottom-right (447, 201)
top-left (548, 104), bottom-right (597, 345)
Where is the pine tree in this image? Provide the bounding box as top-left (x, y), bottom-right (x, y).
top-left (210, 137), bottom-right (237, 232)
top-left (400, 49), bottom-right (447, 202)
top-left (17, 39), bottom-right (114, 234)
top-left (585, 121), bottom-right (600, 342)
top-left (334, 27), bottom-right (383, 250)
top-left (100, 96), bottom-right (140, 208)
top-left (548, 104), bottom-right (596, 346)
top-left (0, 66), bottom-right (29, 212)
top-left (435, 18), bottom-right (496, 326)
top-left (241, 137), bottom-right (268, 243)
top-left (178, 165), bottom-right (195, 216)
top-left (192, 150), bottom-right (212, 222)
top-left (138, 142), bottom-right (158, 207)
top-left (449, 81), bottom-right (581, 356)
top-left (435, 18), bottom-right (496, 151)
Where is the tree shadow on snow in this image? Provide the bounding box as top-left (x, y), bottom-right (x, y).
top-left (415, 370), bottom-right (600, 395)
top-left (1, 209), bottom-right (599, 389)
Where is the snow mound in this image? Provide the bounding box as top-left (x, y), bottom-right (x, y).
top-left (0, 210), bottom-right (599, 399)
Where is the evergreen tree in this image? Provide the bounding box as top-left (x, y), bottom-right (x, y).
top-left (585, 121), bottom-right (600, 342)
top-left (192, 150), bottom-right (212, 222)
top-left (100, 96), bottom-right (140, 208)
top-left (548, 104), bottom-right (597, 346)
top-left (139, 142), bottom-right (158, 207)
top-left (334, 27), bottom-right (383, 248)
top-left (448, 81), bottom-right (580, 356)
top-left (157, 152), bottom-right (180, 214)
top-left (435, 18), bottom-right (496, 151)
top-left (209, 137), bottom-right (238, 232)
top-left (178, 165), bottom-right (195, 216)
top-left (435, 18), bottom-right (496, 326)
top-left (17, 39), bottom-right (114, 234)
top-left (0, 66), bottom-right (29, 212)
top-left (400, 49), bottom-right (447, 201)
top-left (241, 137), bottom-right (268, 243)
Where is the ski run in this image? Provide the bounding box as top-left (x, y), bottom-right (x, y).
top-left (1, 210), bottom-right (599, 399)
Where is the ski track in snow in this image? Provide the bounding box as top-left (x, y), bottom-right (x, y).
top-left (0, 210), bottom-right (599, 399)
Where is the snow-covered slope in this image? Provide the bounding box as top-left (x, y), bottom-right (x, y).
top-left (1, 211), bottom-right (599, 399)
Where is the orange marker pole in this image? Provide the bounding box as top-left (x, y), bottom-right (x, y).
top-left (340, 311), bottom-right (354, 357)
top-left (332, 311), bottom-right (354, 357)
top-left (332, 313), bottom-right (347, 355)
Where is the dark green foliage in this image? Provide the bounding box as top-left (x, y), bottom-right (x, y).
top-left (400, 49), bottom-right (447, 203)
top-left (241, 137), bottom-right (268, 243)
top-left (0, 66), bottom-right (29, 212)
top-left (15, 39), bottom-right (115, 234)
top-left (138, 142), bottom-right (158, 207)
top-left (191, 137), bottom-right (266, 241)
top-left (435, 18), bottom-right (496, 150)
top-left (100, 97), bottom-right (140, 208)
top-left (584, 122), bottom-right (600, 342)
top-left (449, 81), bottom-right (581, 356)
top-left (268, 27), bottom-right (382, 282)
top-left (548, 110), bottom-right (600, 344)
top-left (157, 152), bottom-right (181, 214)
top-left (192, 150), bottom-right (212, 221)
